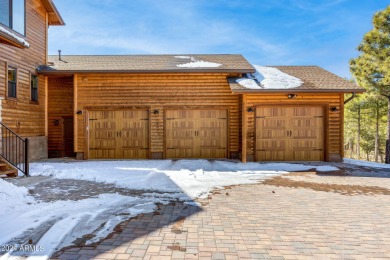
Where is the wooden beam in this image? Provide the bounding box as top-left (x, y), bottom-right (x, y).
top-left (340, 93), bottom-right (345, 159)
top-left (242, 94), bottom-right (247, 163)
top-left (45, 13), bottom-right (48, 64)
top-left (44, 76), bottom-right (48, 136)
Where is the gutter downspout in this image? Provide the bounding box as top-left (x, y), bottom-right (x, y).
top-left (344, 92), bottom-right (356, 105)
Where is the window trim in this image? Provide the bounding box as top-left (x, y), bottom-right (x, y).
top-left (0, 0), bottom-right (26, 36)
top-left (6, 64), bottom-right (17, 99)
top-left (30, 73), bottom-right (39, 103)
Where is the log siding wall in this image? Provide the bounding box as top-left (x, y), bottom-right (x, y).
top-left (242, 93), bottom-right (343, 162)
top-left (74, 73), bottom-right (240, 159)
top-left (0, 0), bottom-right (47, 137)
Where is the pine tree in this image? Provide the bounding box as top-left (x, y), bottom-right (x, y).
top-left (350, 5), bottom-right (390, 163)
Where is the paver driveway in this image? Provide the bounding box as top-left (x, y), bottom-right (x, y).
top-left (53, 163), bottom-right (390, 259)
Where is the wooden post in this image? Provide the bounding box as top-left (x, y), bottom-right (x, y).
top-left (340, 94), bottom-right (344, 160)
top-left (242, 94), bottom-right (247, 163)
top-left (73, 74), bottom-right (78, 154)
top-left (44, 76), bottom-right (48, 137)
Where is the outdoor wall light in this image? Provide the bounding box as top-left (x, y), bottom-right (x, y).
top-left (54, 119), bottom-right (60, 126)
top-left (287, 94), bottom-right (297, 99)
top-left (247, 107), bottom-right (254, 113)
top-left (76, 110), bottom-right (83, 115)
top-left (153, 109), bottom-right (159, 115)
top-left (330, 107), bottom-right (339, 112)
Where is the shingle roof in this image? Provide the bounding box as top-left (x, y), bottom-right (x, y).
top-left (38, 54), bottom-right (255, 74)
top-left (228, 66), bottom-right (365, 93)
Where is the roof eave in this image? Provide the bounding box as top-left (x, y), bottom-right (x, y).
top-left (230, 88), bottom-right (366, 94)
top-left (41, 0), bottom-right (65, 26)
top-left (37, 69), bottom-right (255, 75)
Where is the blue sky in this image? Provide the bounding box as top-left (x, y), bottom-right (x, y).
top-left (48, 0), bottom-right (389, 78)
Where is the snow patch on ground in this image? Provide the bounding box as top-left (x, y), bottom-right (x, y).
top-left (29, 160), bottom-right (338, 198)
top-left (344, 158), bottom-right (390, 169)
top-left (175, 56), bottom-right (221, 68)
top-left (0, 25), bottom-right (30, 48)
top-left (236, 65), bottom-right (302, 89)
top-left (1, 159), bottom-right (339, 259)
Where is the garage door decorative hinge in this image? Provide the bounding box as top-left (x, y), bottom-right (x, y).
top-left (256, 116), bottom-right (265, 118)
top-left (166, 118), bottom-right (176, 120)
top-left (218, 118), bottom-right (227, 120)
top-left (89, 118), bottom-right (98, 121)
top-left (313, 149), bottom-right (323, 151)
top-left (89, 148), bottom-right (97, 150)
top-left (140, 118), bottom-right (149, 120)
top-left (314, 116), bottom-right (324, 118)
top-left (167, 148), bottom-right (175, 149)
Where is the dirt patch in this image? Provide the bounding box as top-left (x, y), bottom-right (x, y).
top-left (168, 243), bottom-right (187, 252)
top-left (262, 176), bottom-right (390, 196)
top-left (171, 216), bottom-right (186, 234)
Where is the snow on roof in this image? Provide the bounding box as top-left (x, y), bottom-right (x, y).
top-left (175, 56), bottom-right (222, 68)
top-left (0, 25), bottom-right (30, 48)
top-left (236, 65), bottom-right (302, 89)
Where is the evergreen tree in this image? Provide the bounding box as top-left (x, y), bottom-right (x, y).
top-left (350, 5), bottom-right (390, 163)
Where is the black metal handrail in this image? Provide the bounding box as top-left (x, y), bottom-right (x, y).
top-left (0, 123), bottom-right (29, 177)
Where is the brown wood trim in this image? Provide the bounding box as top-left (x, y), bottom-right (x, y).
top-left (74, 74), bottom-right (79, 153)
top-left (340, 93), bottom-right (345, 159)
top-left (163, 109), bottom-right (167, 159)
top-left (84, 109), bottom-right (89, 160)
top-left (38, 69), bottom-right (255, 75)
top-left (242, 94), bottom-right (247, 163)
top-left (231, 89), bottom-right (365, 94)
top-left (45, 13), bottom-right (48, 64)
top-left (227, 108), bottom-right (231, 159)
top-left (324, 104), bottom-right (330, 162)
top-left (162, 105), bottom-right (232, 110)
top-left (83, 106), bottom-right (151, 111)
top-left (44, 76), bottom-right (48, 136)
top-left (148, 107), bottom-right (152, 159)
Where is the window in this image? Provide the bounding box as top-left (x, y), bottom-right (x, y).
top-left (7, 66), bottom-right (17, 98)
top-left (0, 0), bottom-right (26, 35)
top-left (31, 74), bottom-right (38, 102)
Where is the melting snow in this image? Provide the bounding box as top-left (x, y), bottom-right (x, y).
top-left (344, 158), bottom-right (390, 169)
top-left (175, 56), bottom-right (221, 68)
top-left (0, 25), bottom-right (30, 48)
top-left (1, 159), bottom-right (339, 259)
top-left (236, 65), bottom-right (302, 89)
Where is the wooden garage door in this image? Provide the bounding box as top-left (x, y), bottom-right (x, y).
top-left (256, 106), bottom-right (324, 161)
top-left (89, 110), bottom-right (149, 159)
top-left (165, 109), bottom-right (227, 158)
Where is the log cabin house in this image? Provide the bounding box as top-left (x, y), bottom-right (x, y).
top-left (1, 0), bottom-right (365, 172)
top-left (37, 55), bottom-right (364, 162)
top-left (0, 0), bottom-right (63, 176)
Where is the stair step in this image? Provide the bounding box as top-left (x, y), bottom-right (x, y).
top-left (0, 169), bottom-right (18, 177)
